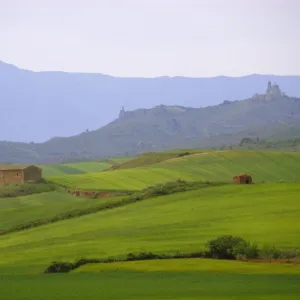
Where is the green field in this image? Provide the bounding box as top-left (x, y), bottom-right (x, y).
top-left (1, 259), bottom-right (300, 300)
top-left (106, 149), bottom-right (206, 170)
top-left (2, 271), bottom-right (300, 300)
top-left (41, 161), bottom-right (112, 177)
top-left (41, 157), bottom-right (134, 177)
top-left (107, 156), bottom-right (134, 164)
top-left (1, 149), bottom-right (300, 299)
top-left (0, 191), bottom-right (123, 232)
top-left (76, 258), bottom-right (300, 274)
top-left (1, 182), bottom-right (300, 275)
top-left (49, 150), bottom-right (300, 190)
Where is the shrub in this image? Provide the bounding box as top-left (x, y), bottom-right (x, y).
top-left (260, 245), bottom-right (282, 259)
top-left (44, 251), bottom-right (208, 273)
top-left (207, 235), bottom-right (259, 260)
top-left (127, 252), bottom-right (164, 261)
top-left (177, 152), bottom-right (191, 157)
top-left (234, 240), bottom-right (260, 259)
top-left (44, 261), bottom-right (75, 273)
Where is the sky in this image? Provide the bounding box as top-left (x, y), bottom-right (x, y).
top-left (1, 0), bottom-right (300, 77)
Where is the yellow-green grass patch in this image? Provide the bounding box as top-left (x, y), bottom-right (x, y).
top-left (75, 258), bottom-right (300, 274)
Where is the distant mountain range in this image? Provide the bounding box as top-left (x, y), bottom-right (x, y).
top-left (1, 79), bottom-right (300, 164)
top-left (1, 60), bottom-right (300, 142)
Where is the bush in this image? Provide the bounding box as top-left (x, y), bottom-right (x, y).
top-left (207, 235), bottom-right (259, 260)
top-left (127, 252), bottom-right (164, 261)
top-left (234, 240), bottom-right (260, 260)
top-left (177, 152), bottom-right (191, 157)
top-left (44, 261), bottom-right (75, 273)
top-left (260, 245), bottom-right (282, 259)
top-left (44, 251), bottom-right (207, 273)
top-left (140, 180), bottom-right (224, 199)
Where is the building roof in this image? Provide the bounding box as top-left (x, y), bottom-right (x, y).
top-left (0, 164), bottom-right (41, 171)
top-left (233, 173), bottom-right (250, 178)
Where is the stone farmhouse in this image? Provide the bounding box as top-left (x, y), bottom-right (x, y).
top-left (0, 165), bottom-right (42, 185)
top-left (233, 173), bottom-right (252, 184)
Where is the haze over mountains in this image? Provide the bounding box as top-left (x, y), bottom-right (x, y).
top-left (1, 60), bottom-right (300, 143)
top-left (1, 68), bottom-right (300, 164)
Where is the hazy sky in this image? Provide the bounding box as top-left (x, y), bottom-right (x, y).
top-left (1, 0), bottom-right (299, 77)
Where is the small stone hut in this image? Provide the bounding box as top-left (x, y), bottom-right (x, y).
top-left (0, 165), bottom-right (42, 185)
top-left (233, 173), bottom-right (252, 184)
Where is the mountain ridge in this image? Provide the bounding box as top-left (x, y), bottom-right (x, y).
top-left (1, 60), bottom-right (299, 78)
top-left (1, 81), bottom-right (300, 163)
top-left (1, 60), bottom-right (300, 142)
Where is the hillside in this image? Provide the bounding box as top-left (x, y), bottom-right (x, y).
top-left (1, 182), bottom-right (300, 274)
top-left (230, 137), bottom-right (300, 151)
top-left (0, 190), bottom-right (123, 233)
top-left (1, 60), bottom-right (300, 143)
top-left (49, 150), bottom-right (300, 190)
top-left (1, 149), bottom-right (300, 299)
top-left (2, 81), bottom-right (300, 163)
top-left (41, 158), bottom-right (132, 177)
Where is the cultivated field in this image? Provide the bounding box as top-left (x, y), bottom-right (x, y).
top-left (41, 157), bottom-right (133, 177)
top-left (49, 150), bottom-right (300, 190)
top-left (1, 182), bottom-right (300, 274)
top-left (76, 257), bottom-right (300, 274)
top-left (1, 149), bottom-right (300, 299)
top-left (41, 161), bottom-right (111, 177)
top-left (2, 260), bottom-right (300, 300)
top-left (0, 191), bottom-right (123, 232)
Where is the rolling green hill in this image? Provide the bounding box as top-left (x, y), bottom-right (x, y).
top-left (105, 149), bottom-right (206, 170)
top-left (76, 258), bottom-right (300, 274)
top-left (39, 158), bottom-right (133, 177)
top-left (49, 150), bottom-right (300, 190)
top-left (41, 161), bottom-right (112, 177)
top-left (1, 149), bottom-right (300, 299)
top-left (1, 182), bottom-right (300, 275)
top-left (0, 191), bottom-right (123, 232)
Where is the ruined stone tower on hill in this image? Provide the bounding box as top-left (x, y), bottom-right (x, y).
top-left (252, 81), bottom-right (286, 101)
top-left (119, 106), bottom-right (126, 118)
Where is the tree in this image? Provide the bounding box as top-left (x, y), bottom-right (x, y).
top-left (207, 235), bottom-right (259, 260)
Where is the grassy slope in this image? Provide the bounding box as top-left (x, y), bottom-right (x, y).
top-left (1, 182), bottom-right (300, 274)
top-left (0, 182), bottom-right (56, 198)
top-left (76, 258), bottom-right (300, 274)
top-left (49, 150), bottom-right (300, 190)
top-left (107, 157), bottom-right (134, 164)
top-left (41, 161), bottom-right (112, 177)
top-left (105, 149), bottom-right (206, 170)
top-left (2, 150), bottom-right (300, 299)
top-left (0, 191), bottom-right (123, 232)
top-left (41, 157), bottom-right (134, 177)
